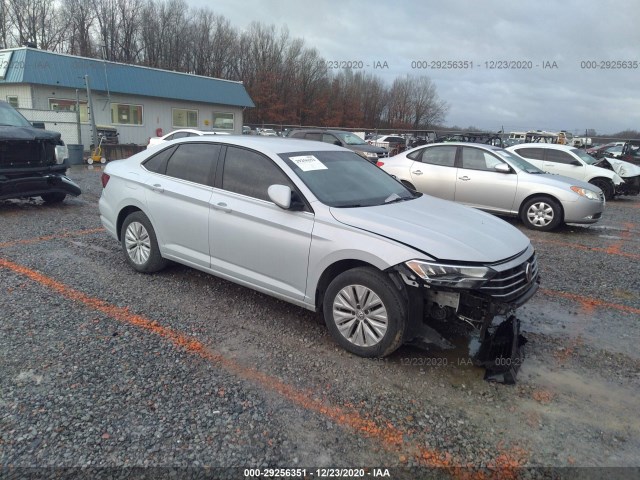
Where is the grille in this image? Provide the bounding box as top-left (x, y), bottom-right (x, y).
top-left (0, 141), bottom-right (51, 168)
top-left (480, 253), bottom-right (538, 302)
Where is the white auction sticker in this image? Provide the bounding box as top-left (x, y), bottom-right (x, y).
top-left (289, 155), bottom-right (328, 172)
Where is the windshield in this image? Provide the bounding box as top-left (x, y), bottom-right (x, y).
top-left (571, 148), bottom-right (599, 165)
top-left (336, 132), bottom-right (367, 145)
top-left (280, 150), bottom-right (418, 207)
top-left (0, 102), bottom-right (33, 127)
top-left (494, 149), bottom-right (544, 173)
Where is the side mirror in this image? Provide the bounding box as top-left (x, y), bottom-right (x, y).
top-left (570, 160), bottom-right (582, 166)
top-left (268, 184), bottom-right (292, 209)
top-left (494, 163), bottom-right (511, 173)
top-left (334, 140), bottom-right (342, 146)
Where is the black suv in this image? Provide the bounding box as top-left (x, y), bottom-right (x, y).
top-left (288, 129), bottom-right (388, 163)
top-left (0, 101), bottom-right (81, 203)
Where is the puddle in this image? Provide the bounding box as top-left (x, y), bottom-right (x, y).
top-left (518, 302), bottom-right (638, 359)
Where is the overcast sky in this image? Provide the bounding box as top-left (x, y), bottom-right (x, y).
top-left (192, 0), bottom-right (639, 134)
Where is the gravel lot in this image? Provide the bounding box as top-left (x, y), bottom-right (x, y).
top-left (1, 165), bottom-right (639, 479)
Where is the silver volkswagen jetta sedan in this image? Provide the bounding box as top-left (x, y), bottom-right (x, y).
top-left (99, 137), bottom-right (539, 382)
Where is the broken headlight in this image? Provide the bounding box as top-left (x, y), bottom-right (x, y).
top-left (405, 260), bottom-right (496, 289)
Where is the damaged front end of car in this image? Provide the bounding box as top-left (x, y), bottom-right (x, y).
top-left (393, 245), bottom-right (540, 384)
top-left (595, 157), bottom-right (640, 196)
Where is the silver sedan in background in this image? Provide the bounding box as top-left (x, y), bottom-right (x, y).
top-left (379, 143), bottom-right (605, 231)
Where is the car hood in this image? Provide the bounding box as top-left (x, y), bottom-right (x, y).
top-left (0, 126), bottom-right (62, 142)
top-left (330, 195), bottom-right (530, 263)
top-left (598, 157), bottom-right (640, 178)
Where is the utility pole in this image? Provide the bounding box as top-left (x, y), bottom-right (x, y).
top-left (85, 75), bottom-right (98, 149)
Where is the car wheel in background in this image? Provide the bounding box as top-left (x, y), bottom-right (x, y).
top-left (120, 211), bottom-right (168, 273)
top-left (323, 267), bottom-right (406, 357)
top-left (589, 178), bottom-right (614, 201)
top-left (41, 192), bottom-right (67, 204)
top-left (520, 196), bottom-right (563, 231)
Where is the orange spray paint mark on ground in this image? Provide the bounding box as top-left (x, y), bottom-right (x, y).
top-left (0, 257), bottom-right (528, 477)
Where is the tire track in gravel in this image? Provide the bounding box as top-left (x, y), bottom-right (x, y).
top-left (0, 256), bottom-right (528, 479)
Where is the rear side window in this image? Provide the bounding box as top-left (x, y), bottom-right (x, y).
top-left (420, 146), bottom-right (457, 167)
top-left (290, 132), bottom-right (305, 139)
top-left (222, 146), bottom-right (293, 202)
top-left (143, 146), bottom-right (176, 174)
top-left (515, 147), bottom-right (544, 160)
top-left (164, 143), bottom-right (220, 185)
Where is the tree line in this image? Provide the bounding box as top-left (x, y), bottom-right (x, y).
top-left (1, 0), bottom-right (449, 129)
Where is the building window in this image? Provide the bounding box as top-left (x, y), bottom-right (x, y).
top-left (111, 103), bottom-right (143, 125)
top-left (172, 108), bottom-right (198, 128)
top-left (48, 98), bottom-right (88, 122)
top-left (212, 112), bottom-right (234, 130)
top-left (7, 96), bottom-right (18, 108)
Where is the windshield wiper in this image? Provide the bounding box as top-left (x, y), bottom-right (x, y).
top-left (335, 203), bottom-right (365, 208)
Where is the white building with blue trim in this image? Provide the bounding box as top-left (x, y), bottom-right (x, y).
top-left (0, 47), bottom-right (254, 149)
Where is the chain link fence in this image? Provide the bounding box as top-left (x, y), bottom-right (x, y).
top-left (17, 108), bottom-right (93, 151)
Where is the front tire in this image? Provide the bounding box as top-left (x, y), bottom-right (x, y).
top-left (589, 178), bottom-right (614, 201)
top-left (323, 267), bottom-right (406, 357)
top-left (120, 211), bottom-right (168, 273)
top-left (520, 196), bottom-right (563, 231)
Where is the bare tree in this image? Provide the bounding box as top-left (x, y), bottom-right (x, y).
top-left (61, 0), bottom-right (95, 56)
top-left (7, 0), bottom-right (66, 50)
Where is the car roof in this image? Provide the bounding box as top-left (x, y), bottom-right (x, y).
top-left (166, 135), bottom-right (347, 154)
top-left (422, 142), bottom-right (503, 151)
top-left (509, 143), bottom-right (576, 151)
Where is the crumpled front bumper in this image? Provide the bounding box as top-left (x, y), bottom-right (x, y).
top-left (0, 172), bottom-right (82, 201)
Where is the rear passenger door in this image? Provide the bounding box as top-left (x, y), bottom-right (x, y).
top-left (142, 143), bottom-right (220, 268)
top-left (208, 146), bottom-right (314, 302)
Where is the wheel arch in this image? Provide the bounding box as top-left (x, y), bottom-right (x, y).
top-left (116, 205), bottom-right (143, 241)
top-left (518, 193), bottom-right (565, 221)
top-left (315, 260), bottom-right (405, 313)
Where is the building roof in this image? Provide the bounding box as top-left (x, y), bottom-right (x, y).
top-left (0, 47), bottom-right (254, 108)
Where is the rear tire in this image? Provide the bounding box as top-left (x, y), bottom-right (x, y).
top-left (120, 211), bottom-right (168, 273)
top-left (323, 267), bottom-right (406, 357)
top-left (520, 196), bottom-right (563, 231)
top-left (589, 178), bottom-right (614, 201)
top-left (41, 192), bottom-right (66, 204)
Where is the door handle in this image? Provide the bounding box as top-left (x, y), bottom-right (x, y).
top-left (458, 176), bottom-right (470, 181)
top-left (210, 202), bottom-right (232, 213)
top-left (151, 184), bottom-right (164, 193)
top-left (412, 170), bottom-right (423, 175)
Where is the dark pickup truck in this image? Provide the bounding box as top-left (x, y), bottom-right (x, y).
top-left (0, 101), bottom-right (81, 203)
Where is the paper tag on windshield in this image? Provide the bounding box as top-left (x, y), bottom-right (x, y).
top-left (290, 155), bottom-right (327, 172)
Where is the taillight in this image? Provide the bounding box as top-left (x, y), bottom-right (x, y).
top-left (376, 161), bottom-right (384, 167)
top-left (101, 173), bottom-right (110, 188)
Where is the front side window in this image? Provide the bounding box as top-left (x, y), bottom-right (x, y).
top-left (212, 112), bottom-right (234, 130)
top-left (164, 143), bottom-right (219, 184)
top-left (420, 146), bottom-right (457, 167)
top-left (322, 134), bottom-right (340, 145)
top-left (172, 108), bottom-right (198, 128)
top-left (461, 147), bottom-right (503, 171)
top-left (111, 103), bottom-right (143, 125)
top-left (49, 98), bottom-right (88, 122)
top-left (305, 133), bottom-right (322, 141)
top-left (222, 146), bottom-right (293, 202)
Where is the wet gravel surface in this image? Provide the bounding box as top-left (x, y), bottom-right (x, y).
top-left (1, 165), bottom-right (639, 479)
